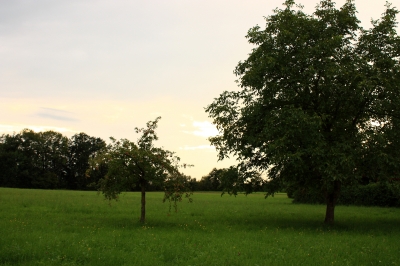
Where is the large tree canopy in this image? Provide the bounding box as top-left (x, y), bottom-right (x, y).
top-left (206, 0), bottom-right (400, 223)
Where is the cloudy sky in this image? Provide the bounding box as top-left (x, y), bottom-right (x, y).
top-left (1, 0), bottom-right (397, 179)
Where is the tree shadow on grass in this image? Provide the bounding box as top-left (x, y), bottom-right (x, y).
top-left (212, 209), bottom-right (400, 235)
top-left (93, 208), bottom-right (400, 236)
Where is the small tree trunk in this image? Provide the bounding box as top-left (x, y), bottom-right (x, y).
top-left (140, 180), bottom-right (146, 223)
top-left (324, 180), bottom-right (341, 224)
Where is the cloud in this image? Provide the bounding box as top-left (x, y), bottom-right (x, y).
top-left (35, 107), bottom-right (79, 122)
top-left (179, 145), bottom-right (215, 151)
top-left (36, 113), bottom-right (79, 122)
top-left (183, 121), bottom-right (219, 138)
top-left (41, 107), bottom-right (72, 113)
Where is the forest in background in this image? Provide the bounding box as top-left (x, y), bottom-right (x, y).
top-left (1, 128), bottom-right (399, 208)
top-left (0, 129), bottom-right (236, 192)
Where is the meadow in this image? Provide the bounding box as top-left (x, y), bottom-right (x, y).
top-left (0, 188), bottom-right (399, 266)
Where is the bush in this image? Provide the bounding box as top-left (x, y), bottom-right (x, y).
top-left (339, 182), bottom-right (400, 207)
top-left (292, 186), bottom-right (325, 204)
top-left (291, 182), bottom-right (400, 207)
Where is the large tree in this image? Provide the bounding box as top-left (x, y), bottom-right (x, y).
top-left (67, 133), bottom-right (106, 190)
top-left (0, 129), bottom-right (69, 189)
top-left (206, 0), bottom-right (400, 223)
top-left (35, 131), bottom-right (69, 188)
top-left (199, 168), bottom-right (224, 191)
top-left (88, 117), bottom-right (192, 223)
top-left (0, 133), bottom-right (22, 187)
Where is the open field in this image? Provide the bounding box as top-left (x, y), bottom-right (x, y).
top-left (1, 188), bottom-right (399, 265)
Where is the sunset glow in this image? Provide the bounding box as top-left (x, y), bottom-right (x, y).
top-left (1, 0), bottom-right (396, 178)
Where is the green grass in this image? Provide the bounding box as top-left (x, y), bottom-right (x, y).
top-left (1, 188), bottom-right (399, 265)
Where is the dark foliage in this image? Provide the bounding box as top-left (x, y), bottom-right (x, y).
top-left (292, 182), bottom-right (400, 207)
top-left (205, 0), bottom-right (400, 223)
top-left (0, 130), bottom-right (106, 190)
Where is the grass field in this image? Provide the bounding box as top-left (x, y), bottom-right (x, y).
top-left (1, 188), bottom-right (399, 265)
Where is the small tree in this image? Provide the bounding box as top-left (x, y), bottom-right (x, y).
top-left (88, 117), bottom-right (192, 223)
top-left (206, 0), bottom-right (400, 223)
top-left (163, 173), bottom-right (193, 213)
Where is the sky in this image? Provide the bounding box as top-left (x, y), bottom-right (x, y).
top-left (1, 0), bottom-right (398, 179)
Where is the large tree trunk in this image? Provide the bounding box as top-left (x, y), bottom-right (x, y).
top-left (140, 180), bottom-right (146, 223)
top-left (324, 180), bottom-right (341, 224)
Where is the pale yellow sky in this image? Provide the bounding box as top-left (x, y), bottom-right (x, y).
top-left (0, 96), bottom-right (238, 178)
top-left (1, 0), bottom-right (397, 179)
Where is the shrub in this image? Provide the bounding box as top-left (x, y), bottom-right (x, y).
top-left (292, 182), bottom-right (400, 207)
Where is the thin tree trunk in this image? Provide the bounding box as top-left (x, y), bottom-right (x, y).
top-left (324, 180), bottom-right (341, 224)
top-left (140, 180), bottom-right (146, 223)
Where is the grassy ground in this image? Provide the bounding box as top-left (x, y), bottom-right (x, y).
top-left (0, 188), bottom-right (399, 266)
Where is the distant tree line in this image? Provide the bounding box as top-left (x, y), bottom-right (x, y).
top-left (0, 129), bottom-right (238, 192)
top-left (195, 167), bottom-right (265, 194)
top-left (2, 128), bottom-right (398, 209)
top-left (0, 129), bottom-right (107, 190)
